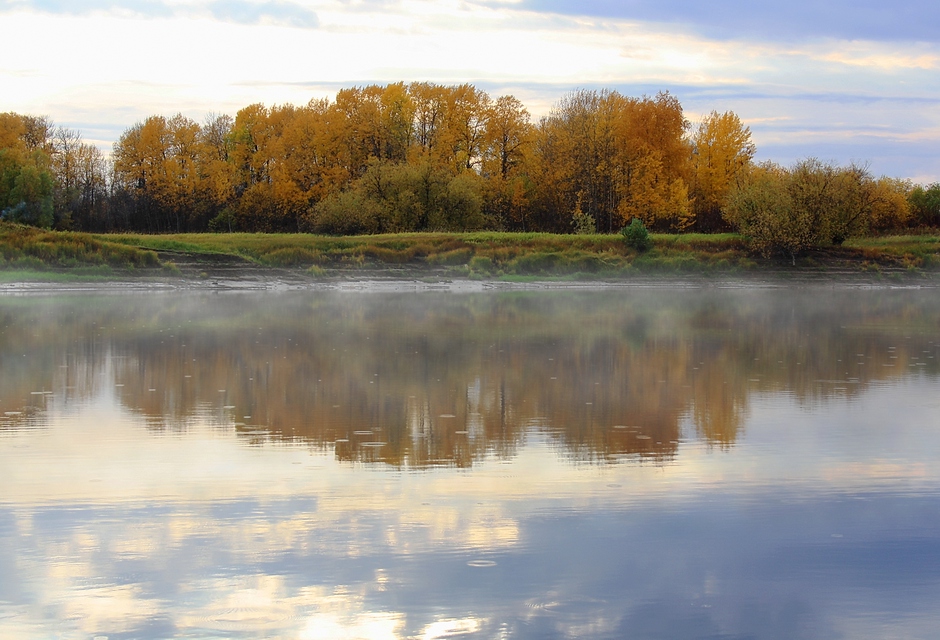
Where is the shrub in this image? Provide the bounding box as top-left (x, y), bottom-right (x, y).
top-left (468, 255), bottom-right (495, 273)
top-left (621, 218), bottom-right (652, 252)
top-left (725, 159), bottom-right (903, 261)
top-left (571, 196), bottom-right (596, 235)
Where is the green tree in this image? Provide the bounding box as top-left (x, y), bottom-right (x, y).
top-left (0, 148), bottom-right (55, 227)
top-left (909, 183), bottom-right (940, 227)
top-left (304, 158), bottom-right (484, 234)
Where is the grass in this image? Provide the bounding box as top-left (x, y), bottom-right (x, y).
top-left (0, 222), bottom-right (161, 272)
top-left (96, 230), bottom-right (761, 276)
top-left (1, 222), bottom-right (938, 279)
top-left (844, 235), bottom-right (940, 270)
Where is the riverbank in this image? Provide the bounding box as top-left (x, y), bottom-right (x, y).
top-left (1, 223), bottom-right (939, 288)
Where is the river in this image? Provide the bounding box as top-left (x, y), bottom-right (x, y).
top-left (1, 286), bottom-right (939, 638)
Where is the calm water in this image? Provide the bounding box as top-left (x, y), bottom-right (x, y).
top-left (2, 287), bottom-right (940, 639)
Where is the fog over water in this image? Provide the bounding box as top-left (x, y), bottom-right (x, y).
top-left (1, 288), bottom-right (940, 638)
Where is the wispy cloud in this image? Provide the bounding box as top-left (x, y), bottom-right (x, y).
top-left (1, 0), bottom-right (938, 179)
top-left (518, 0), bottom-right (940, 43)
top-left (0, 0), bottom-right (173, 17)
top-left (206, 1), bottom-right (319, 28)
top-left (0, 0), bottom-right (320, 28)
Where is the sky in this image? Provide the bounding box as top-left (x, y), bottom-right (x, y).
top-left (1, 0), bottom-right (939, 181)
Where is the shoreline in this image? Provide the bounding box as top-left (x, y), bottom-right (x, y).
top-left (2, 268), bottom-right (937, 294)
top-left (3, 226), bottom-right (939, 293)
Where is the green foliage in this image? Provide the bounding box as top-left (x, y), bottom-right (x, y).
top-left (621, 218), bottom-right (652, 252)
top-left (724, 164), bottom-right (805, 258)
top-left (0, 149), bottom-right (55, 228)
top-left (208, 208), bottom-right (237, 233)
top-left (570, 193), bottom-right (596, 234)
top-left (307, 189), bottom-right (382, 235)
top-left (725, 159), bottom-right (905, 261)
top-left (909, 183), bottom-right (940, 227)
top-left (468, 255), bottom-right (495, 273)
top-left (304, 160), bottom-right (485, 235)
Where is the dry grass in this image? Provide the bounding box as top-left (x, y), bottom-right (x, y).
top-left (0, 222), bottom-right (160, 270)
top-left (97, 230), bottom-right (760, 275)
top-left (2, 225), bottom-right (933, 277)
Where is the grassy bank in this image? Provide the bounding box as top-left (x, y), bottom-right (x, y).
top-left (100, 230), bottom-right (752, 276)
top-left (2, 222), bottom-right (940, 280)
top-left (101, 230), bottom-right (940, 277)
top-left (0, 223), bottom-right (162, 277)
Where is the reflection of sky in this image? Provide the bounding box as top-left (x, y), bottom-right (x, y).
top-left (3, 368), bottom-right (940, 637)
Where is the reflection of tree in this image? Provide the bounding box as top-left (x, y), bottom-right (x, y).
top-left (1, 291), bottom-right (939, 466)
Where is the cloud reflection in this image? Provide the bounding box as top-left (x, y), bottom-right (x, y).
top-left (2, 290), bottom-right (940, 637)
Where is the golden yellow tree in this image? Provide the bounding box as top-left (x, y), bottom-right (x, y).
top-left (112, 113), bottom-right (216, 231)
top-left (529, 90), bottom-right (691, 233)
top-left (197, 113), bottom-right (236, 230)
top-left (612, 92), bottom-right (692, 231)
top-left (690, 110), bottom-right (755, 231)
top-left (439, 84), bottom-right (490, 173)
top-left (869, 177), bottom-right (912, 232)
top-left (409, 82), bottom-right (448, 161)
top-left (481, 95), bottom-right (533, 230)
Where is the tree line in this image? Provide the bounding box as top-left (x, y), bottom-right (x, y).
top-left (3, 83), bottom-right (939, 248)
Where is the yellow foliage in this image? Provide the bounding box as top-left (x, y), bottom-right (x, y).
top-left (869, 177), bottom-right (912, 232)
top-left (691, 111), bottom-right (755, 231)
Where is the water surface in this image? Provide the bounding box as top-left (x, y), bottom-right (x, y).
top-left (2, 287), bottom-right (940, 639)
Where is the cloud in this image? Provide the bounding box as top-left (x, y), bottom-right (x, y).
top-left (0, 0), bottom-right (173, 17)
top-left (519, 0), bottom-right (940, 43)
top-left (207, 0), bottom-right (319, 28)
top-left (0, 0), bottom-right (320, 28)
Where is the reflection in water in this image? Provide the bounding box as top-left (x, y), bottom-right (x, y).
top-left (2, 289), bottom-right (938, 465)
top-left (1, 288), bottom-right (940, 638)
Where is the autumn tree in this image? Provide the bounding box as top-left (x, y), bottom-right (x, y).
top-left (480, 95), bottom-right (533, 230)
top-left (111, 114), bottom-right (209, 232)
top-left (725, 159), bottom-right (904, 261)
top-left (724, 162), bottom-right (802, 259)
top-left (529, 89), bottom-right (613, 233)
top-left (529, 90), bottom-right (692, 233)
top-left (197, 113), bottom-right (236, 231)
top-left (49, 126), bottom-right (111, 230)
top-left (868, 177), bottom-right (912, 232)
top-left (614, 92), bottom-right (692, 232)
top-left (690, 110), bottom-right (755, 231)
top-left (229, 104), bottom-right (303, 231)
top-left (409, 82), bottom-right (448, 162)
top-left (438, 84), bottom-right (490, 173)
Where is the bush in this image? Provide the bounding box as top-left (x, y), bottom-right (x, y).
top-left (909, 183), bottom-right (940, 227)
top-left (724, 159), bottom-right (888, 261)
top-left (468, 255), bottom-right (495, 273)
top-left (262, 247), bottom-right (322, 267)
top-left (621, 218), bottom-right (652, 252)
